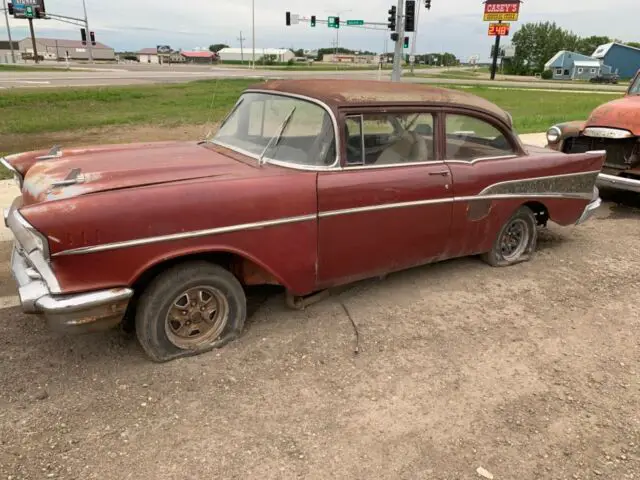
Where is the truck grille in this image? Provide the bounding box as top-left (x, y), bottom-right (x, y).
top-left (563, 136), bottom-right (640, 171)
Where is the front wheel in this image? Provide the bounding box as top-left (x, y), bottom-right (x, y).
top-left (481, 206), bottom-right (537, 267)
top-left (135, 261), bottom-right (247, 362)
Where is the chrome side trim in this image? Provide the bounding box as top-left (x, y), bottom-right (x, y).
top-left (445, 155), bottom-right (519, 165)
top-left (477, 170), bottom-right (601, 196)
top-left (319, 198), bottom-right (452, 218)
top-left (53, 214), bottom-right (317, 257)
top-left (344, 160), bottom-right (446, 170)
top-left (212, 89), bottom-right (341, 171)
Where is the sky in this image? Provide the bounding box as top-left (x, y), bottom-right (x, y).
top-left (2, 0), bottom-right (639, 61)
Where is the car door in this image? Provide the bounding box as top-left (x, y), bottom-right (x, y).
top-left (316, 110), bottom-right (454, 289)
top-left (442, 111), bottom-right (529, 256)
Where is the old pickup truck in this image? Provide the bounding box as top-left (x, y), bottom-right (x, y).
top-left (2, 79), bottom-right (605, 362)
top-left (546, 69), bottom-right (640, 193)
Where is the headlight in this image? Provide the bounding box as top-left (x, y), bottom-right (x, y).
top-left (546, 126), bottom-right (561, 144)
top-left (6, 206), bottom-right (50, 258)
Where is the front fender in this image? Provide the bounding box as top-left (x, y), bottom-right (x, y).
top-left (546, 120), bottom-right (586, 151)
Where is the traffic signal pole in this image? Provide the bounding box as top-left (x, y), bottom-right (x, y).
top-left (82, 0), bottom-right (93, 63)
top-left (391, 0), bottom-right (404, 82)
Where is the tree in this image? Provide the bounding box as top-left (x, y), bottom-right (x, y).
top-left (575, 36), bottom-right (611, 56)
top-left (626, 42), bottom-right (640, 49)
top-left (509, 21), bottom-right (579, 75)
top-left (209, 44), bottom-right (229, 53)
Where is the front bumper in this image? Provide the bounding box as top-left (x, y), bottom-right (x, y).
top-left (596, 173), bottom-right (640, 194)
top-left (6, 194), bottom-right (134, 334)
top-left (11, 243), bottom-right (134, 333)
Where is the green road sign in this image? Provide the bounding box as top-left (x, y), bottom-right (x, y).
top-left (346, 20), bottom-right (364, 25)
top-left (328, 16), bottom-right (340, 28)
top-left (25, 5), bottom-right (34, 18)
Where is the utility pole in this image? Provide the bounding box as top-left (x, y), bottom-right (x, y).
top-left (82, 0), bottom-right (93, 63)
top-left (251, 0), bottom-right (255, 69)
top-left (28, 17), bottom-right (38, 63)
top-left (391, 0), bottom-right (405, 82)
top-left (2, 0), bottom-right (16, 63)
top-left (237, 31), bottom-right (246, 64)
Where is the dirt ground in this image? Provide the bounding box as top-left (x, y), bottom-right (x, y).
top-left (0, 190), bottom-right (638, 479)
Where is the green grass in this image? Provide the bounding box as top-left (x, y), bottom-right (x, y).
top-left (0, 64), bottom-right (74, 72)
top-left (0, 79), bottom-right (621, 173)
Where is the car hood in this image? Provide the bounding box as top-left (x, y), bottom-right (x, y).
top-left (20, 141), bottom-right (257, 205)
top-left (585, 95), bottom-right (640, 136)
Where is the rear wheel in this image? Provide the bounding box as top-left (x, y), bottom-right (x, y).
top-left (482, 206), bottom-right (537, 267)
top-left (135, 261), bottom-right (246, 362)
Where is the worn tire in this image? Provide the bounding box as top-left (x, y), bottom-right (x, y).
top-left (135, 261), bottom-right (246, 363)
top-left (481, 206), bottom-right (537, 267)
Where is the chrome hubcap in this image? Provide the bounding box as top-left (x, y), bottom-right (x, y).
top-left (500, 219), bottom-right (530, 261)
top-left (165, 286), bottom-right (229, 349)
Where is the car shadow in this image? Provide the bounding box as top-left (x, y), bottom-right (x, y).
top-left (600, 189), bottom-right (640, 219)
top-left (536, 226), bottom-right (567, 252)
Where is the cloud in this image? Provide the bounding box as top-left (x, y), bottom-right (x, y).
top-left (4, 0), bottom-right (638, 60)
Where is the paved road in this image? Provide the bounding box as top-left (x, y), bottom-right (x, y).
top-left (0, 64), bottom-right (629, 92)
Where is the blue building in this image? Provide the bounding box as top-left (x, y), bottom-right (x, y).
top-left (544, 50), bottom-right (608, 81)
top-left (592, 42), bottom-right (640, 79)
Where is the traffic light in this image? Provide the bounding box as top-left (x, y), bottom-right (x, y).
top-left (285, 11), bottom-right (291, 26)
top-left (35, 6), bottom-right (45, 18)
top-left (80, 28), bottom-right (87, 45)
top-left (387, 5), bottom-right (396, 31)
top-left (310, 15), bottom-right (316, 27)
top-left (403, 36), bottom-right (409, 48)
top-left (391, 32), bottom-right (399, 42)
top-left (425, 0), bottom-right (432, 10)
top-left (7, 3), bottom-right (13, 15)
top-left (334, 16), bottom-right (340, 28)
top-left (405, 0), bottom-right (415, 32)
top-left (90, 31), bottom-right (96, 46)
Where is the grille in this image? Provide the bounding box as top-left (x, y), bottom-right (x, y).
top-left (563, 136), bottom-right (640, 171)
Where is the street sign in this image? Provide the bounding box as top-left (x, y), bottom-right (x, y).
top-left (346, 20), bottom-right (364, 25)
top-left (409, 55), bottom-right (415, 64)
top-left (483, 1), bottom-right (519, 21)
top-left (488, 22), bottom-right (510, 36)
top-left (328, 16), bottom-right (340, 28)
top-left (11, 0), bottom-right (45, 19)
top-left (157, 45), bottom-right (171, 54)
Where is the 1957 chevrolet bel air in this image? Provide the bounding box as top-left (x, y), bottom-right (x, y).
top-left (2, 79), bottom-right (605, 362)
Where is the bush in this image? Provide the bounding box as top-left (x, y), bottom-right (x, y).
top-left (541, 69), bottom-right (553, 80)
top-left (287, 59), bottom-right (295, 66)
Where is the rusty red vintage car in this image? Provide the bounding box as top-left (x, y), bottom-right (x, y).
top-left (546, 69), bottom-right (640, 193)
top-left (2, 79), bottom-right (605, 362)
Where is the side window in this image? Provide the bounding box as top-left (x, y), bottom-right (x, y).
top-left (344, 113), bottom-right (435, 167)
top-left (445, 114), bottom-right (515, 162)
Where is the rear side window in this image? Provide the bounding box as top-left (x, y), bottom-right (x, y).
top-left (445, 114), bottom-right (515, 162)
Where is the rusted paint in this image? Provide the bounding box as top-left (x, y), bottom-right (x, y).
top-left (249, 79), bottom-right (512, 127)
top-left (585, 95), bottom-right (640, 135)
top-left (233, 257), bottom-right (281, 286)
top-left (481, 172), bottom-right (598, 197)
top-left (467, 200), bottom-right (492, 221)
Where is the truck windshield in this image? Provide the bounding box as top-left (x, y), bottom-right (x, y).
top-left (211, 92), bottom-right (336, 168)
top-left (630, 75), bottom-right (640, 95)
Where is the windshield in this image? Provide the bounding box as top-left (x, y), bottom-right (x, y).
top-left (212, 92), bottom-right (337, 167)
top-left (630, 74), bottom-right (640, 95)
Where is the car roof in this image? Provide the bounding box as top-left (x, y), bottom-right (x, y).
top-left (246, 79), bottom-right (511, 125)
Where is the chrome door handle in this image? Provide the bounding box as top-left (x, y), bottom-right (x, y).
top-left (429, 170), bottom-right (450, 176)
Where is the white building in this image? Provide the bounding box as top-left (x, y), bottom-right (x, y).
top-left (218, 47), bottom-right (294, 63)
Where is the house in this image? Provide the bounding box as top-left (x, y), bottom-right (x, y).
top-left (217, 47), bottom-right (295, 63)
top-left (138, 48), bottom-right (162, 64)
top-left (18, 37), bottom-right (115, 61)
top-left (0, 40), bottom-right (19, 63)
top-left (592, 42), bottom-right (640, 79)
top-left (180, 51), bottom-right (217, 64)
top-left (322, 54), bottom-right (378, 64)
top-left (544, 50), bottom-right (609, 81)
